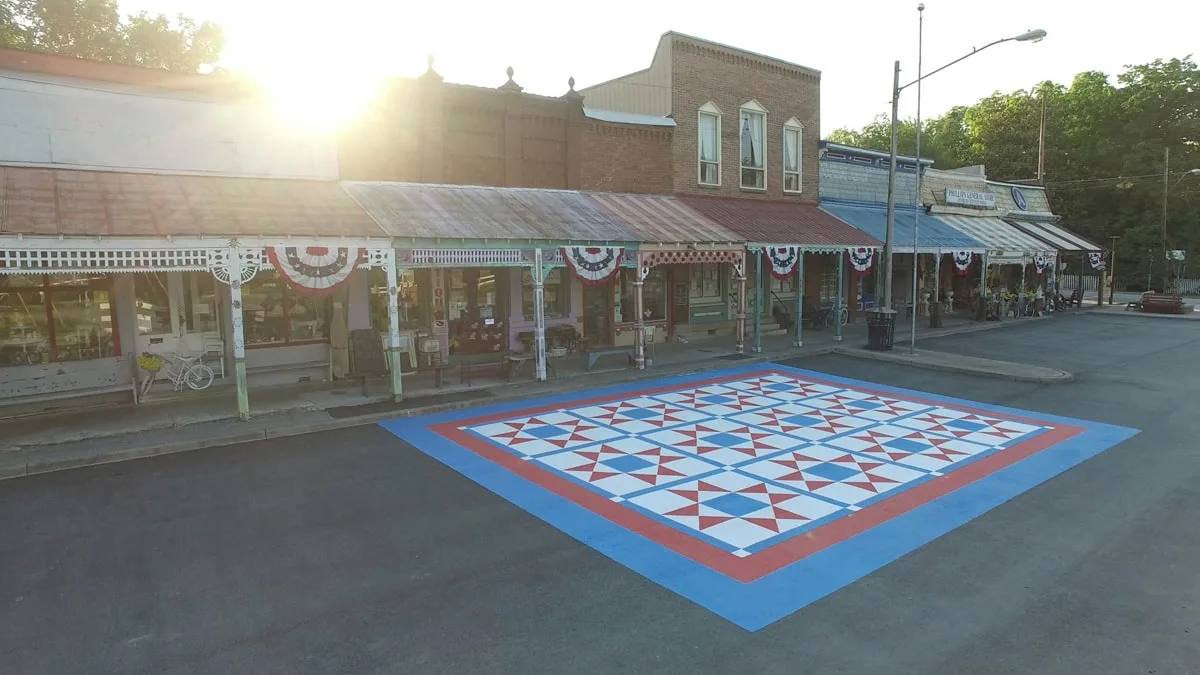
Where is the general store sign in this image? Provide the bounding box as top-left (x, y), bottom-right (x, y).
top-left (945, 188), bottom-right (995, 208)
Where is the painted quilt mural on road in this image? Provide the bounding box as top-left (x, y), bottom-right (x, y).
top-left (380, 364), bottom-right (1138, 631)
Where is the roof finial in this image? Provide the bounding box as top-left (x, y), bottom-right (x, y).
top-left (568, 76), bottom-right (576, 91)
top-left (499, 66), bottom-right (523, 92)
top-left (421, 53), bottom-right (442, 82)
top-left (563, 75), bottom-right (583, 101)
top-left (507, 66), bottom-right (514, 79)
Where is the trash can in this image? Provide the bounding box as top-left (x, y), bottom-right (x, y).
top-left (928, 300), bottom-right (942, 329)
top-left (866, 309), bottom-right (897, 351)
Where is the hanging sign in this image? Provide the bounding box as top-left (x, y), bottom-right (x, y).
top-left (952, 250), bottom-right (974, 275)
top-left (764, 246), bottom-right (799, 280)
top-left (561, 246), bottom-right (624, 286)
top-left (266, 246), bottom-right (364, 296)
top-left (847, 248), bottom-right (875, 276)
top-left (1088, 252), bottom-right (1106, 271)
top-left (1033, 252), bottom-right (1049, 276)
top-left (945, 188), bottom-right (996, 208)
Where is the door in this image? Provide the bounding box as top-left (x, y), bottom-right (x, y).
top-left (582, 282), bottom-right (613, 348)
top-left (671, 272), bottom-right (689, 334)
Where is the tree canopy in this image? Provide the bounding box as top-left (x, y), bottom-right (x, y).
top-left (0, 0), bottom-right (224, 73)
top-left (828, 57), bottom-right (1200, 288)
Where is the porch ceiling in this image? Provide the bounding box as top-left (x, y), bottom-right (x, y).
top-left (585, 192), bottom-right (742, 246)
top-left (341, 182), bottom-right (639, 243)
top-left (0, 166), bottom-right (385, 238)
top-left (677, 195), bottom-right (880, 249)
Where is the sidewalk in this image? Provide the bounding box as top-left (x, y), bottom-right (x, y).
top-left (0, 312), bottom-right (1051, 480)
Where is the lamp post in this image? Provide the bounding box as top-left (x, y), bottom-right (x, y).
top-left (908, 4), bottom-right (925, 355)
top-left (881, 26), bottom-right (1047, 311)
top-left (1162, 158), bottom-right (1200, 292)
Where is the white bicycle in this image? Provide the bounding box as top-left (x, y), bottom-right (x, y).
top-left (140, 352), bottom-right (215, 397)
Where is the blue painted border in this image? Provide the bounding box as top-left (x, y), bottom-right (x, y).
top-left (379, 363), bottom-right (1140, 631)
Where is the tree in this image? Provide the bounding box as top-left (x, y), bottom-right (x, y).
top-left (0, 0), bottom-right (224, 73)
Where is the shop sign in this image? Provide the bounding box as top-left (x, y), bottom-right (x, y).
top-left (945, 188), bottom-right (995, 208)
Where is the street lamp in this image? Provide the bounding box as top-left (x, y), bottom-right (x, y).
top-left (880, 26), bottom-right (1048, 311)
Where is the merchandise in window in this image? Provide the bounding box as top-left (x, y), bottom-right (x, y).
top-left (240, 271), bottom-right (330, 346)
top-left (134, 273), bottom-right (172, 335)
top-left (184, 272), bottom-right (220, 333)
top-left (740, 107), bottom-right (766, 189)
top-left (689, 264), bottom-right (722, 299)
top-left (523, 268), bottom-right (569, 320)
top-left (448, 269), bottom-right (507, 355)
top-left (783, 123), bottom-right (802, 193)
top-left (619, 267), bottom-right (666, 322)
top-left (0, 274), bottom-right (118, 367)
top-left (369, 268), bottom-right (423, 332)
top-left (699, 107), bottom-right (721, 185)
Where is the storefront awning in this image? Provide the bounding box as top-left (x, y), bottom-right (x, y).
top-left (0, 166), bottom-right (385, 238)
top-left (677, 195), bottom-right (880, 251)
top-left (1006, 220), bottom-right (1101, 252)
top-left (820, 201), bottom-right (985, 253)
top-left (935, 214), bottom-right (1055, 264)
top-left (585, 192), bottom-right (741, 246)
top-left (341, 182), bottom-right (638, 244)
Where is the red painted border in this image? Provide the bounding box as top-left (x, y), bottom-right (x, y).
top-left (430, 368), bottom-right (1085, 583)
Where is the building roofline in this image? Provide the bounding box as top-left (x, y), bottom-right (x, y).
top-left (0, 46), bottom-right (250, 96)
top-left (820, 141), bottom-right (934, 166)
top-left (665, 31), bottom-right (822, 77)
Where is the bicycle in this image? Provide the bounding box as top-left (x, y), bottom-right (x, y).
top-left (140, 352), bottom-right (215, 398)
top-left (838, 306), bottom-right (849, 327)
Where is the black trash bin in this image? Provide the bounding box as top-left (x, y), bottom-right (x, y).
top-left (928, 300), bottom-right (942, 329)
top-left (866, 310), bottom-right (896, 351)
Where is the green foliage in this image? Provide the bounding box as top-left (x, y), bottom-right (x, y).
top-left (829, 57), bottom-right (1200, 286)
top-left (0, 0), bottom-right (224, 73)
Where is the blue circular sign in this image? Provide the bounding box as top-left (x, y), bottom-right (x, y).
top-left (1011, 186), bottom-right (1029, 211)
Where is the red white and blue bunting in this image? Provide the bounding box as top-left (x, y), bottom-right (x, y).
top-left (561, 246), bottom-right (624, 286)
top-left (1033, 253), bottom-right (1050, 276)
top-left (847, 248), bottom-right (875, 276)
top-left (266, 246), bottom-right (364, 296)
top-left (1088, 252), bottom-right (1106, 271)
top-left (764, 246), bottom-right (800, 280)
top-left (952, 250), bottom-right (974, 276)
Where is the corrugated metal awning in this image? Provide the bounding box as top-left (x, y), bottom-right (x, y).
top-left (584, 192), bottom-right (741, 246)
top-left (0, 166), bottom-right (385, 237)
top-left (1007, 220), bottom-right (1101, 252)
top-left (936, 214), bottom-right (1055, 264)
top-left (677, 195), bottom-right (880, 250)
top-left (341, 182), bottom-right (639, 242)
top-left (820, 201), bottom-right (985, 253)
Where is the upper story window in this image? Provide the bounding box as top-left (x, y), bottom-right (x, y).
top-left (697, 102), bottom-right (722, 186)
top-left (783, 117), bottom-right (803, 193)
top-left (739, 100), bottom-right (767, 190)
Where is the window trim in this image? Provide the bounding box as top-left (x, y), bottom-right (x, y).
top-left (739, 100), bottom-right (768, 192)
top-left (697, 101), bottom-right (723, 187)
top-left (783, 117), bottom-right (804, 194)
top-left (1, 274), bottom-right (123, 365)
top-left (240, 271), bottom-right (332, 349)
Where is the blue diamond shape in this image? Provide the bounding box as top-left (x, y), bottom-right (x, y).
top-left (852, 400), bottom-right (883, 410)
top-left (766, 382), bottom-right (795, 391)
top-left (885, 437), bottom-right (928, 453)
top-left (700, 394), bottom-right (735, 405)
top-left (622, 408), bottom-right (659, 420)
top-left (804, 461), bottom-right (860, 482)
top-left (601, 454), bottom-right (654, 473)
top-left (704, 492), bottom-right (764, 517)
top-left (704, 431), bottom-right (747, 448)
top-left (526, 424), bottom-right (568, 439)
top-left (946, 419), bottom-right (986, 432)
top-left (782, 414), bottom-right (822, 427)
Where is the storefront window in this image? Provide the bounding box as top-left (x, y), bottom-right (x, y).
top-left (523, 268), bottom-right (569, 320)
top-left (184, 272), bottom-right (220, 333)
top-left (369, 268), bottom-right (424, 332)
top-left (134, 273), bottom-right (172, 335)
top-left (619, 267), bottom-right (666, 322)
top-left (820, 268), bottom-right (838, 304)
top-left (240, 271), bottom-right (329, 347)
top-left (0, 275), bottom-right (118, 367)
top-left (690, 264), bottom-right (722, 299)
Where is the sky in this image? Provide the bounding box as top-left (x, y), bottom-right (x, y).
top-left (124, 0), bottom-right (1200, 133)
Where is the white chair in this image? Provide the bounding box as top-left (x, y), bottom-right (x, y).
top-left (202, 336), bottom-right (226, 378)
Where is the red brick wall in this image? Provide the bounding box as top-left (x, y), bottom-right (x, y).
top-left (580, 121), bottom-right (672, 194)
top-left (669, 36), bottom-right (821, 201)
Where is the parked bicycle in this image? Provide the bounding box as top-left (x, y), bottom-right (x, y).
top-left (139, 352), bottom-right (215, 398)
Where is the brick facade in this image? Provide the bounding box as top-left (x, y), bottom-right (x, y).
top-left (580, 120), bottom-right (673, 194)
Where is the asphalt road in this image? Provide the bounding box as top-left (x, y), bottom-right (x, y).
top-left (3, 313), bottom-right (1200, 674)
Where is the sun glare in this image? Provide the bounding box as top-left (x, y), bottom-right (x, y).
top-left (256, 62), bottom-right (387, 132)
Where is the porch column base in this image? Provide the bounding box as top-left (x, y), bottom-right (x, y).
top-left (793, 340), bottom-right (803, 348)
top-left (388, 346), bottom-right (404, 403)
top-left (234, 357), bottom-right (250, 421)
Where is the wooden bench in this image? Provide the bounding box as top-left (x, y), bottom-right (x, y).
top-left (586, 347), bottom-right (634, 372)
top-left (1141, 293), bottom-right (1185, 315)
top-left (459, 354), bottom-right (506, 385)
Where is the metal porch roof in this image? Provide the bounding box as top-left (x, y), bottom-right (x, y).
top-left (584, 192), bottom-right (741, 245)
top-left (677, 195), bottom-right (880, 250)
top-left (1007, 220), bottom-right (1101, 252)
top-left (936, 214), bottom-right (1055, 263)
top-left (820, 201), bottom-right (985, 252)
top-left (0, 166), bottom-right (385, 237)
top-left (341, 182), bottom-right (639, 242)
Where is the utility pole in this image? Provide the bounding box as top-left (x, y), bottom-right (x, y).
top-left (1108, 235), bottom-right (1119, 304)
top-left (883, 60), bottom-right (901, 310)
top-left (1163, 146), bottom-right (1170, 292)
top-left (1037, 83), bottom-right (1047, 185)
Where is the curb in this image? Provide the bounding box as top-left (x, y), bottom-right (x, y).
top-left (1082, 309), bottom-right (1200, 322)
top-left (2, 315), bottom-right (1053, 480)
top-left (830, 346), bottom-right (1073, 384)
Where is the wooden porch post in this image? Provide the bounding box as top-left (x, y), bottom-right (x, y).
top-left (794, 251), bottom-right (804, 348)
top-left (834, 251), bottom-right (845, 343)
top-left (533, 248), bottom-right (548, 382)
top-left (753, 248), bottom-right (763, 353)
top-left (383, 249), bottom-right (404, 401)
top-left (225, 247), bottom-right (251, 421)
top-left (735, 261), bottom-right (747, 354)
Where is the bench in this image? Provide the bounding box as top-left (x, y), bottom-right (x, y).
top-left (586, 347), bottom-right (634, 372)
top-left (1141, 293), bottom-right (1185, 315)
top-left (459, 354), bottom-right (506, 385)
